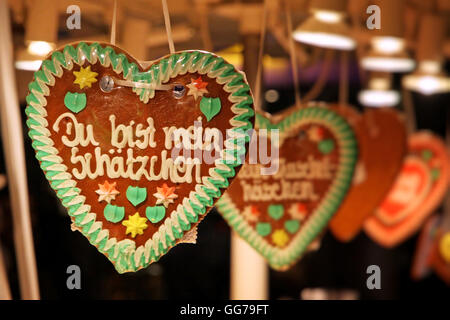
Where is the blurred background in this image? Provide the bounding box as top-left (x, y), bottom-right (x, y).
top-left (0, 0), bottom-right (449, 299)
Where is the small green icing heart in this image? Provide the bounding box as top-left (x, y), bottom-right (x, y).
top-left (285, 220), bottom-right (300, 234)
top-left (431, 168), bottom-right (440, 181)
top-left (64, 92), bottom-right (86, 113)
top-left (146, 206), bottom-right (166, 224)
top-left (103, 204), bottom-right (125, 223)
top-left (126, 186), bottom-right (147, 207)
top-left (200, 97), bottom-right (221, 121)
top-left (318, 139), bottom-right (335, 154)
top-left (268, 204), bottom-right (284, 220)
top-left (256, 222), bottom-right (271, 237)
top-left (421, 149), bottom-right (433, 161)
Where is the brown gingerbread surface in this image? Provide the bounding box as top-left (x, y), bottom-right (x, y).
top-left (215, 104), bottom-right (358, 269)
top-left (329, 106), bottom-right (407, 241)
top-left (227, 119), bottom-right (340, 248)
top-left (40, 43), bottom-right (252, 248)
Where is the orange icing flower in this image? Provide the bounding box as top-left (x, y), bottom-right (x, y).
top-left (288, 202), bottom-right (308, 220)
top-left (186, 76), bottom-right (209, 100)
top-left (243, 205), bottom-right (260, 222)
top-left (307, 126), bottom-right (325, 142)
top-left (272, 229), bottom-right (289, 248)
top-left (193, 76), bottom-right (208, 89)
top-left (153, 183), bottom-right (178, 208)
top-left (95, 180), bottom-right (120, 203)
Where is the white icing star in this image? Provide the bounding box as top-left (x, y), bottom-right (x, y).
top-left (153, 183), bottom-right (178, 208)
top-left (288, 203), bottom-right (308, 220)
top-left (95, 181), bottom-right (120, 203)
top-left (242, 205), bottom-right (260, 223)
top-left (186, 76), bottom-right (209, 100)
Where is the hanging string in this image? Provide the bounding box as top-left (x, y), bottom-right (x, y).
top-left (110, 0), bottom-right (117, 45)
top-left (402, 87), bottom-right (417, 134)
top-left (363, 106), bottom-right (380, 138)
top-left (362, 72), bottom-right (381, 138)
top-left (302, 49), bottom-right (334, 103)
top-left (104, 0), bottom-right (175, 91)
top-left (254, 0), bottom-right (269, 112)
top-left (339, 50), bottom-right (349, 106)
top-left (257, 0), bottom-right (332, 106)
top-left (197, 1), bottom-right (213, 52)
top-left (162, 0), bottom-right (175, 54)
top-left (99, 75), bottom-right (181, 91)
top-left (284, 0), bottom-right (301, 109)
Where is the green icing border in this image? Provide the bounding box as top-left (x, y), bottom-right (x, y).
top-left (215, 106), bottom-right (358, 270)
top-left (25, 42), bottom-right (254, 273)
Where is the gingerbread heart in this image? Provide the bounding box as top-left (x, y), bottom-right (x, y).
top-left (329, 106), bottom-right (407, 241)
top-left (25, 42), bottom-right (255, 273)
top-left (364, 131), bottom-right (449, 248)
top-left (430, 228), bottom-right (450, 285)
top-left (410, 214), bottom-right (441, 281)
top-left (216, 106), bottom-right (358, 270)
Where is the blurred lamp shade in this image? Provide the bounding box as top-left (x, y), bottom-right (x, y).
top-left (361, 37), bottom-right (415, 72)
top-left (360, 0), bottom-right (415, 72)
top-left (403, 61), bottom-right (449, 95)
top-left (293, 0), bottom-right (355, 50)
top-left (16, 0), bottom-right (57, 71)
top-left (358, 75), bottom-right (400, 107)
top-left (403, 15), bottom-right (449, 95)
top-left (15, 48), bottom-right (43, 71)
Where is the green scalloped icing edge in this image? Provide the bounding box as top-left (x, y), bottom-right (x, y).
top-left (215, 106), bottom-right (358, 270)
top-left (25, 42), bottom-right (254, 273)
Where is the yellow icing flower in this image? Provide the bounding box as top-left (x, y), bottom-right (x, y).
top-left (272, 229), bottom-right (289, 248)
top-left (122, 212), bottom-right (148, 238)
top-left (73, 66), bottom-right (98, 89)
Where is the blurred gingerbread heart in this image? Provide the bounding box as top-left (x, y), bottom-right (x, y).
top-left (429, 224), bottom-right (450, 285)
top-left (216, 106), bottom-right (358, 270)
top-left (410, 214), bottom-right (440, 281)
top-left (25, 42), bottom-right (254, 273)
top-left (364, 131), bottom-right (449, 248)
top-left (328, 106), bottom-right (407, 241)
